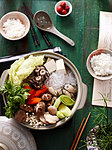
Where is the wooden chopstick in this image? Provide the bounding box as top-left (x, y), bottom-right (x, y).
top-left (39, 30), bottom-right (53, 47)
top-left (23, 3), bottom-right (53, 47)
top-left (71, 112), bottom-right (91, 150)
top-left (23, 2), bottom-right (40, 46)
top-left (70, 117), bottom-right (85, 150)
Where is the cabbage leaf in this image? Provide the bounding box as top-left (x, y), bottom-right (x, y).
top-left (9, 55), bottom-right (44, 85)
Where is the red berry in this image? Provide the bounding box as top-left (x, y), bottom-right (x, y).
top-left (57, 6), bottom-right (63, 13)
top-left (61, 9), bottom-right (67, 15)
top-left (65, 6), bottom-right (70, 12)
top-left (60, 2), bottom-right (66, 8)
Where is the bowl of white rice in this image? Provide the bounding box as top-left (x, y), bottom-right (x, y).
top-left (0, 11), bottom-right (30, 40)
top-left (86, 49), bottom-right (112, 80)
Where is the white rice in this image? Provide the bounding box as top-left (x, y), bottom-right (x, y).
top-left (3, 18), bottom-right (25, 39)
top-left (90, 53), bottom-right (112, 76)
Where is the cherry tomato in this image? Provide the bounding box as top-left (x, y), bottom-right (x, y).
top-left (60, 2), bottom-right (66, 8)
top-left (65, 6), bottom-right (70, 12)
top-left (61, 9), bottom-right (67, 15)
top-left (57, 6), bottom-right (63, 13)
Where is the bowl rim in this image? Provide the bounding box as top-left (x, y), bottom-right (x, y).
top-left (86, 48), bottom-right (112, 80)
top-left (2, 51), bottom-right (84, 130)
top-left (0, 11), bottom-right (30, 40)
top-left (55, 0), bottom-right (72, 17)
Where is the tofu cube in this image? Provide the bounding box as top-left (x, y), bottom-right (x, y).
top-left (56, 59), bottom-right (66, 74)
top-left (44, 59), bottom-right (56, 73)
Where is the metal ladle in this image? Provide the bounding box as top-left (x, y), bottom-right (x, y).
top-left (33, 11), bottom-right (75, 46)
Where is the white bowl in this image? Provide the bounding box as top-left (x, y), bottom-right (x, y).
top-left (0, 11), bottom-right (30, 40)
top-left (55, 1), bottom-right (72, 17)
top-left (86, 48), bottom-right (112, 80)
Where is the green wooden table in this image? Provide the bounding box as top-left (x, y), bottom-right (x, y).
top-left (0, 0), bottom-right (112, 150)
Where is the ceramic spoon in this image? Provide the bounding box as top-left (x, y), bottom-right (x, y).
top-left (33, 11), bottom-right (75, 46)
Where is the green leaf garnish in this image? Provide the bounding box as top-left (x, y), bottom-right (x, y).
top-left (0, 81), bottom-right (29, 118)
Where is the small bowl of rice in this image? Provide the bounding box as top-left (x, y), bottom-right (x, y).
top-left (0, 11), bottom-right (30, 40)
top-left (86, 49), bottom-right (112, 80)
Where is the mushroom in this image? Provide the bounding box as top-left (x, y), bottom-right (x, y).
top-left (15, 109), bottom-right (26, 123)
top-left (35, 76), bottom-right (41, 81)
top-left (35, 66), bottom-right (40, 74)
top-left (48, 106), bottom-right (57, 115)
top-left (48, 87), bottom-right (57, 96)
top-left (40, 69), bottom-right (46, 76)
top-left (40, 115), bottom-right (48, 124)
top-left (26, 65), bottom-right (49, 89)
top-left (57, 88), bottom-right (62, 95)
top-left (20, 104), bottom-right (34, 112)
top-left (41, 93), bottom-right (52, 101)
top-left (64, 84), bottom-right (77, 93)
top-left (63, 89), bottom-right (71, 97)
top-left (34, 102), bottom-right (45, 117)
top-left (47, 96), bottom-right (57, 107)
top-left (40, 66), bottom-right (45, 70)
top-left (52, 96), bottom-right (57, 103)
top-left (50, 96), bottom-right (57, 105)
top-left (44, 112), bottom-right (59, 124)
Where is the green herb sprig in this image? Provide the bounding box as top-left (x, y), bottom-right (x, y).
top-left (88, 94), bottom-right (112, 150)
top-left (0, 81), bottom-right (29, 118)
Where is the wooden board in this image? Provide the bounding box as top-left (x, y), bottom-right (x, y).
top-left (92, 11), bottom-right (112, 107)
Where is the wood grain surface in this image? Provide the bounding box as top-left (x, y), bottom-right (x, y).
top-left (0, 0), bottom-right (112, 150)
top-left (92, 11), bottom-right (112, 108)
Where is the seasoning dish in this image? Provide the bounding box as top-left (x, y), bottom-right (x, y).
top-left (0, 52), bottom-right (87, 130)
top-left (55, 1), bottom-right (72, 17)
top-left (86, 49), bottom-right (112, 80)
top-left (0, 11), bottom-right (30, 40)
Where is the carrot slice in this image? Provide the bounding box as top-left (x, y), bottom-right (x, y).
top-left (34, 86), bottom-right (48, 97)
top-left (26, 97), bottom-right (41, 105)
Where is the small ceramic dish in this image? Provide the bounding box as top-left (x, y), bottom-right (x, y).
top-left (86, 49), bottom-right (112, 80)
top-left (86, 126), bottom-right (101, 150)
top-left (0, 11), bottom-right (30, 40)
top-left (55, 1), bottom-right (72, 17)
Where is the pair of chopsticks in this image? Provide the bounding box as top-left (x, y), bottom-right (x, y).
top-left (70, 112), bottom-right (91, 150)
top-left (23, 2), bottom-right (53, 47)
top-left (23, 3), bottom-right (40, 47)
